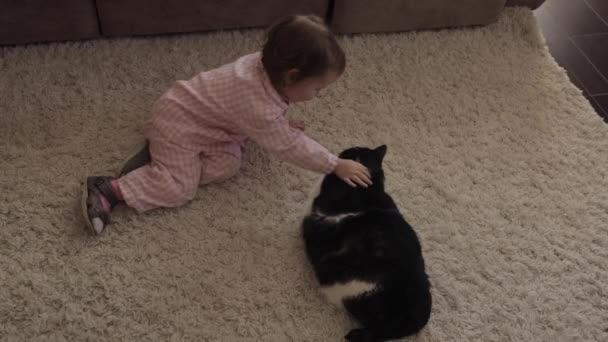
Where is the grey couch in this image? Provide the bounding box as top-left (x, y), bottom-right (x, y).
top-left (332, 0), bottom-right (545, 34)
top-left (0, 0), bottom-right (546, 46)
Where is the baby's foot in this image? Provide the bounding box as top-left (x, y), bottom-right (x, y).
top-left (81, 176), bottom-right (121, 235)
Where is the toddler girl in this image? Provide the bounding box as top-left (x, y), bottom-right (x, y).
top-left (82, 14), bottom-right (372, 235)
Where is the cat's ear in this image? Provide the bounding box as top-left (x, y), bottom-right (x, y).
top-left (374, 145), bottom-right (387, 161)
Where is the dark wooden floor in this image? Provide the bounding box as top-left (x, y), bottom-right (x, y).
top-left (535, 0), bottom-right (608, 122)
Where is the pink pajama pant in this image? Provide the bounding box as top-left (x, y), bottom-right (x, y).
top-left (118, 134), bottom-right (242, 213)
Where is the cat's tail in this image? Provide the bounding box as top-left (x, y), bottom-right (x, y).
top-left (345, 326), bottom-right (424, 342)
top-left (344, 328), bottom-right (377, 342)
top-left (345, 311), bottom-right (430, 342)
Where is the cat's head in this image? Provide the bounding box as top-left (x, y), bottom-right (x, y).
top-left (338, 145), bottom-right (387, 184)
top-left (315, 145), bottom-right (388, 209)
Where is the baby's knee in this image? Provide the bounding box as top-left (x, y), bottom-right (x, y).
top-left (222, 156), bottom-right (241, 178)
top-left (165, 178), bottom-right (199, 206)
top-left (201, 155), bottom-right (241, 185)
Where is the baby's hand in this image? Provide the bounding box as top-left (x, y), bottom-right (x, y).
top-left (289, 119), bottom-right (306, 131)
top-left (334, 159), bottom-right (373, 188)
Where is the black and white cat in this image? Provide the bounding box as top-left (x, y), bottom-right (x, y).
top-left (302, 145), bottom-right (432, 342)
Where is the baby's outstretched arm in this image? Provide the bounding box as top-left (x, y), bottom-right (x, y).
top-left (242, 110), bottom-right (371, 187)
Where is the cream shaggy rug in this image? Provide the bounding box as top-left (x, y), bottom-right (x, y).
top-left (1, 8), bottom-right (607, 341)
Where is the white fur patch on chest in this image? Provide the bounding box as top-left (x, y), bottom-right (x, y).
top-left (320, 280), bottom-right (377, 306)
top-left (314, 211), bottom-right (360, 223)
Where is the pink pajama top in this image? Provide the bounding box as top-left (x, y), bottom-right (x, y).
top-left (145, 52), bottom-right (338, 174)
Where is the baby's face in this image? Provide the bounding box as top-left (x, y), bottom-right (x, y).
top-left (282, 70), bottom-right (339, 103)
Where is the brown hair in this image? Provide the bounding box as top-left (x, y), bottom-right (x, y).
top-left (261, 15), bottom-right (346, 89)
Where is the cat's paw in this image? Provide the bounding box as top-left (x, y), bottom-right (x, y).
top-left (345, 328), bottom-right (376, 342)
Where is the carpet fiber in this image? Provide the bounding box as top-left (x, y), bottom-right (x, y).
top-left (1, 8), bottom-right (607, 341)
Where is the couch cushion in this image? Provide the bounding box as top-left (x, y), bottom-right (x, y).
top-left (0, 0), bottom-right (99, 45)
top-left (97, 0), bottom-right (329, 37)
top-left (331, 0), bottom-right (507, 34)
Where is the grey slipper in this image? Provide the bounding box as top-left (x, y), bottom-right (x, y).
top-left (81, 176), bottom-right (120, 235)
top-left (117, 140), bottom-right (151, 177)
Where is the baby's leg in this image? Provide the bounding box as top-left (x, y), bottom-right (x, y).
top-left (118, 137), bottom-right (202, 212)
top-left (199, 143), bottom-right (242, 185)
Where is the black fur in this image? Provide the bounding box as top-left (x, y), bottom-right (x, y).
top-left (302, 145), bottom-right (432, 342)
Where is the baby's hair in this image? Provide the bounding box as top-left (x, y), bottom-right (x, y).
top-left (262, 15), bottom-right (346, 88)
